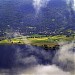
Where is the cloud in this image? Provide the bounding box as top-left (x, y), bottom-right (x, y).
top-left (65, 0), bottom-right (75, 11)
top-left (73, 0), bottom-right (75, 10)
top-left (53, 41), bottom-right (75, 74)
top-left (0, 65), bottom-right (71, 75)
top-left (33, 0), bottom-right (50, 15)
top-left (19, 41), bottom-right (74, 75)
top-left (0, 31), bottom-right (75, 75)
top-left (19, 65), bottom-right (71, 75)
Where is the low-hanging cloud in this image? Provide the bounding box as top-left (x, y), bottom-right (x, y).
top-left (18, 41), bottom-right (75, 75)
top-left (0, 30), bottom-right (75, 75)
top-left (33, 0), bottom-right (50, 15)
top-left (19, 65), bottom-right (71, 75)
top-left (65, 0), bottom-right (75, 11)
top-left (53, 41), bottom-right (75, 74)
top-left (73, 0), bottom-right (75, 10)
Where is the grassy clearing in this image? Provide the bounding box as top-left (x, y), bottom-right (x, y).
top-left (27, 35), bottom-right (74, 47)
top-left (28, 35), bottom-right (74, 43)
top-left (0, 35), bottom-right (74, 47)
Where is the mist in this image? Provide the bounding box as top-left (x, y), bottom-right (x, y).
top-left (65, 0), bottom-right (75, 11)
top-left (0, 40), bottom-right (74, 75)
top-left (33, 0), bottom-right (51, 16)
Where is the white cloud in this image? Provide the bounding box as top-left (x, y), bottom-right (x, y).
top-left (33, 0), bottom-right (50, 15)
top-left (73, 0), bottom-right (75, 10)
top-left (53, 41), bottom-right (75, 74)
top-left (65, 0), bottom-right (75, 11)
top-left (19, 65), bottom-right (71, 75)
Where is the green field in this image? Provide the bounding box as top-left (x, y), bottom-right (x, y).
top-left (0, 34), bottom-right (75, 47)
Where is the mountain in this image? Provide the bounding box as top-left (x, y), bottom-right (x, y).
top-left (0, 0), bottom-right (75, 36)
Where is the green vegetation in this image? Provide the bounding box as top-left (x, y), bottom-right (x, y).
top-left (0, 34), bottom-right (75, 47)
top-left (28, 34), bottom-right (74, 47)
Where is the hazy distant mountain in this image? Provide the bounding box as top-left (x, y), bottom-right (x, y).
top-left (0, 0), bottom-right (75, 35)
